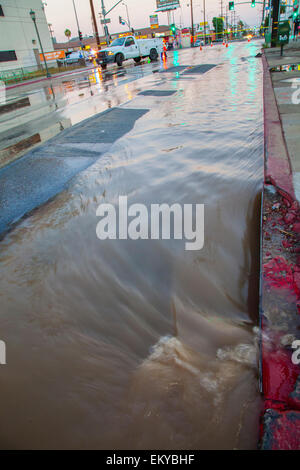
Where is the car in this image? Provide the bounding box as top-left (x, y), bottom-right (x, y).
top-left (194, 39), bottom-right (204, 47)
top-left (57, 51), bottom-right (90, 66)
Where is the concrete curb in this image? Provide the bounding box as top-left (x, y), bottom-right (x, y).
top-left (0, 118), bottom-right (71, 169)
top-left (259, 50), bottom-right (300, 450)
top-left (262, 53), bottom-right (295, 203)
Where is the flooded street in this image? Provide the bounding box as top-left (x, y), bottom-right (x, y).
top-left (0, 41), bottom-right (263, 449)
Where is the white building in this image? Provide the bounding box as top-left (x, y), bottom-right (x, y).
top-left (0, 0), bottom-right (54, 72)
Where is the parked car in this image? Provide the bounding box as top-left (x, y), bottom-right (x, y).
top-left (58, 51), bottom-right (90, 66)
top-left (194, 39), bottom-right (204, 47)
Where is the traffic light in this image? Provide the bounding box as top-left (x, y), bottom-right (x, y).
top-left (170, 23), bottom-right (176, 35)
top-left (119, 16), bottom-right (122, 24)
top-left (293, 0), bottom-right (299, 18)
top-left (251, 0), bottom-right (256, 7)
top-left (79, 31), bottom-right (83, 41)
top-left (229, 1), bottom-right (234, 11)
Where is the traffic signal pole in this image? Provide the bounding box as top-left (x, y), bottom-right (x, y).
top-left (101, 0), bottom-right (110, 45)
top-left (72, 0), bottom-right (83, 49)
top-left (101, 0), bottom-right (124, 45)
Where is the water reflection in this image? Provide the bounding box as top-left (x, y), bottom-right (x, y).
top-left (270, 63), bottom-right (300, 72)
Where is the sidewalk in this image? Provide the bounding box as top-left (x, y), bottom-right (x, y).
top-left (4, 64), bottom-right (95, 91)
top-left (260, 43), bottom-right (300, 449)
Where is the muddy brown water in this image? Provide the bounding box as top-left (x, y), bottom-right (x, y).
top-left (0, 42), bottom-right (263, 449)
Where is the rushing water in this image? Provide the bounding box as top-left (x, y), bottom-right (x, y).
top-left (0, 41), bottom-right (263, 449)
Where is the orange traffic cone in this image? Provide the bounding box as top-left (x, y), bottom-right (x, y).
top-left (200, 46), bottom-right (202, 51)
top-left (226, 43), bottom-right (229, 48)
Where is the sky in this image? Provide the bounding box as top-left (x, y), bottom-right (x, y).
top-left (44, 0), bottom-right (264, 42)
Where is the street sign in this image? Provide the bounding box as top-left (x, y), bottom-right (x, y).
top-left (101, 18), bottom-right (111, 24)
top-left (156, 0), bottom-right (180, 12)
top-left (278, 20), bottom-right (291, 44)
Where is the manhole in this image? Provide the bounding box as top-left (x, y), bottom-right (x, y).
top-left (160, 66), bottom-right (189, 73)
top-left (182, 64), bottom-right (216, 74)
top-left (138, 90), bottom-right (176, 96)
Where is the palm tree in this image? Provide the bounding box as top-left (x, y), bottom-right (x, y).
top-left (64, 29), bottom-right (71, 42)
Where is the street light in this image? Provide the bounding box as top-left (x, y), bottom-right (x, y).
top-left (30, 9), bottom-right (51, 78)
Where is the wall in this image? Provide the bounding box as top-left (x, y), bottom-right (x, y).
top-left (0, 0), bottom-right (54, 72)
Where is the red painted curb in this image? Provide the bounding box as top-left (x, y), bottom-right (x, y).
top-left (260, 51), bottom-right (300, 450)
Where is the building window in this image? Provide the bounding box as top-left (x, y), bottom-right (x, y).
top-left (0, 50), bottom-right (17, 62)
top-left (0, 5), bottom-right (4, 16)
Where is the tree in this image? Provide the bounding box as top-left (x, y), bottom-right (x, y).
top-left (238, 20), bottom-right (244, 30)
top-left (212, 17), bottom-right (224, 38)
top-left (64, 29), bottom-right (71, 41)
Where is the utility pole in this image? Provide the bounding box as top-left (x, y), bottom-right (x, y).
top-left (48, 23), bottom-right (54, 43)
top-left (89, 0), bottom-right (100, 49)
top-left (190, 0), bottom-right (194, 46)
top-left (203, 0), bottom-right (206, 44)
top-left (271, 0), bottom-right (280, 46)
top-left (220, 0), bottom-right (224, 38)
top-left (225, 5), bottom-right (228, 41)
top-left (262, 0), bottom-right (266, 25)
top-left (234, 10), bottom-right (236, 36)
top-left (167, 10), bottom-right (171, 25)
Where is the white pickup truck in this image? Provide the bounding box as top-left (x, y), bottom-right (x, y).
top-left (96, 36), bottom-right (164, 70)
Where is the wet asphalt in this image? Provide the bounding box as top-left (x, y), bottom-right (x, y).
top-left (0, 43), bottom-right (259, 238)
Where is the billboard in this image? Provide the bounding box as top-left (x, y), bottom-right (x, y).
top-left (156, 0), bottom-right (180, 11)
top-left (150, 14), bottom-right (159, 29)
top-left (39, 50), bottom-right (66, 62)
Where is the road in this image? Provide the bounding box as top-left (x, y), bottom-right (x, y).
top-left (0, 41), bottom-right (264, 450)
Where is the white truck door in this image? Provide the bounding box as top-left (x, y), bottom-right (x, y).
top-left (124, 37), bottom-right (138, 59)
